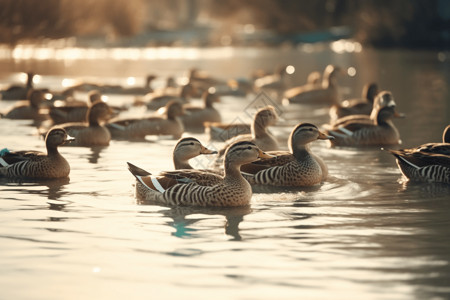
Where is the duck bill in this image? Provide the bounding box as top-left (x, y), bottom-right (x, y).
top-left (317, 130), bottom-right (335, 140)
top-left (65, 135), bottom-right (76, 143)
top-left (200, 146), bottom-right (218, 155)
top-left (258, 149), bottom-right (274, 159)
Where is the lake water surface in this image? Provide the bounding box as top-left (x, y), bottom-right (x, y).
top-left (0, 43), bottom-right (449, 300)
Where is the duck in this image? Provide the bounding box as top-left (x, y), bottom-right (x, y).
top-left (0, 72), bottom-right (35, 101)
top-left (240, 123), bottom-right (333, 187)
top-left (388, 125), bottom-right (450, 184)
top-left (284, 65), bottom-right (342, 105)
top-left (132, 137), bottom-right (221, 195)
top-left (205, 122), bottom-right (251, 141)
top-left (143, 83), bottom-right (196, 111)
top-left (51, 100), bottom-right (112, 147)
top-left (187, 68), bottom-right (226, 93)
top-left (217, 105), bottom-right (280, 156)
top-left (49, 90), bottom-right (103, 124)
top-left (254, 65), bottom-right (292, 94)
top-left (180, 89), bottom-right (221, 130)
top-left (324, 91), bottom-right (404, 147)
top-left (107, 100), bottom-right (185, 140)
top-left (169, 137), bottom-right (218, 169)
top-left (329, 83), bottom-right (379, 121)
top-left (103, 75), bottom-right (156, 95)
top-left (127, 141), bottom-right (272, 207)
top-left (306, 71), bottom-right (322, 86)
top-left (0, 128), bottom-right (74, 179)
top-left (221, 77), bottom-right (254, 96)
top-left (1, 89), bottom-right (48, 120)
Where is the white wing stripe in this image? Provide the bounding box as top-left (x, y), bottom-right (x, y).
top-left (0, 157), bottom-right (9, 167)
top-left (338, 127), bottom-right (354, 136)
top-left (151, 177), bottom-right (166, 193)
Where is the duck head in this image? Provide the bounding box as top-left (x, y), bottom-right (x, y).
top-left (288, 123), bottom-right (333, 153)
top-left (370, 91), bottom-right (404, 125)
top-left (224, 141), bottom-right (272, 169)
top-left (165, 100), bottom-right (185, 120)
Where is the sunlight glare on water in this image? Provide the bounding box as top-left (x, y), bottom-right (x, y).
top-left (0, 45), bottom-right (449, 300)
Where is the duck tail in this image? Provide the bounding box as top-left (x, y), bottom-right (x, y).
top-left (127, 162), bottom-right (166, 193)
top-left (386, 149), bottom-right (419, 169)
top-left (127, 162), bottom-right (151, 177)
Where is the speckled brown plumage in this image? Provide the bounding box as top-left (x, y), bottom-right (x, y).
top-left (128, 141), bottom-right (271, 207)
top-left (218, 105), bottom-right (279, 156)
top-left (241, 123), bottom-right (333, 187)
top-left (0, 128), bottom-right (73, 179)
top-left (134, 137), bottom-right (220, 194)
top-left (324, 91), bottom-right (403, 147)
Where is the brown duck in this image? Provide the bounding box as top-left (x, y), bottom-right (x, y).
top-left (127, 141), bottom-right (272, 207)
top-left (49, 90), bottom-right (103, 124)
top-left (0, 128), bottom-right (74, 179)
top-left (329, 83), bottom-right (379, 121)
top-left (144, 83), bottom-right (195, 111)
top-left (324, 91), bottom-right (404, 147)
top-left (107, 100), bottom-right (185, 140)
top-left (53, 100), bottom-right (112, 147)
top-left (0, 72), bottom-right (35, 101)
top-left (217, 105), bottom-right (279, 156)
top-left (180, 89), bottom-right (221, 130)
top-left (241, 123), bottom-right (333, 187)
top-left (389, 125), bottom-right (450, 184)
top-left (284, 65), bottom-right (342, 105)
top-left (2, 89), bottom-right (47, 120)
top-left (132, 137), bottom-right (221, 197)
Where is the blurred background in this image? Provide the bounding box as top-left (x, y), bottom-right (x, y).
top-left (0, 0), bottom-right (449, 48)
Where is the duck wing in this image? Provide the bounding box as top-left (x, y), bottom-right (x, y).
top-left (328, 114), bottom-right (372, 128)
top-left (160, 169), bottom-right (223, 186)
top-left (415, 143), bottom-right (450, 155)
top-left (240, 152), bottom-right (293, 174)
top-left (389, 149), bottom-right (450, 168)
top-left (0, 149), bottom-right (46, 166)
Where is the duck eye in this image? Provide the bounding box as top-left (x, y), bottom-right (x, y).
top-left (309, 128), bottom-right (313, 131)
top-left (247, 146), bottom-right (252, 150)
top-left (190, 142), bottom-right (195, 145)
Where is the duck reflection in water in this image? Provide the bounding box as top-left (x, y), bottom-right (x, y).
top-left (85, 146), bottom-right (108, 164)
top-left (137, 202), bottom-right (251, 241)
top-left (398, 180), bottom-right (450, 199)
top-left (0, 176), bottom-right (70, 201)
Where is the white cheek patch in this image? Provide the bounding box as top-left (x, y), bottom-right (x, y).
top-left (387, 99), bottom-right (396, 107)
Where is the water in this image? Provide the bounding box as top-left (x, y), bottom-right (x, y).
top-left (0, 43), bottom-right (449, 300)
